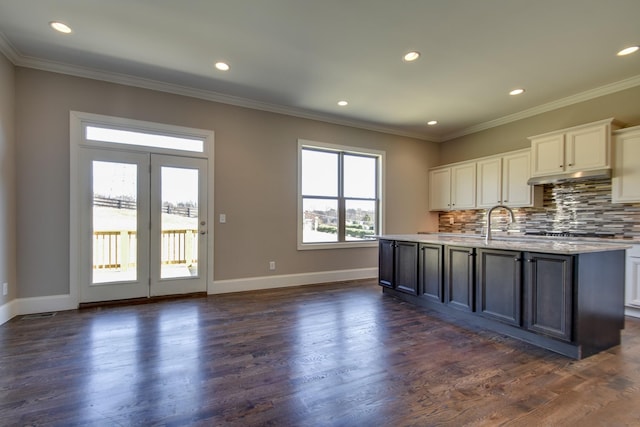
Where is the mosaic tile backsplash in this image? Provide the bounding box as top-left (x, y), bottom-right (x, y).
top-left (437, 178), bottom-right (640, 239)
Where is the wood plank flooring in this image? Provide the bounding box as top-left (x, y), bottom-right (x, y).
top-left (2, 279), bottom-right (640, 426)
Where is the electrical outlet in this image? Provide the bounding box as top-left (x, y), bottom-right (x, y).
top-left (2, 283), bottom-right (7, 296)
top-left (269, 261), bottom-right (276, 271)
top-left (219, 214), bottom-right (226, 223)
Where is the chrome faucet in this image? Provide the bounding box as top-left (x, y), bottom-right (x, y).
top-left (485, 204), bottom-right (516, 244)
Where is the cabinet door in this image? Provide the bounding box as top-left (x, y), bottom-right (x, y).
top-left (378, 240), bottom-right (395, 288)
top-left (419, 243), bottom-right (443, 303)
top-left (565, 123), bottom-right (609, 172)
top-left (625, 246), bottom-right (640, 307)
top-left (524, 252), bottom-right (573, 342)
top-left (502, 150), bottom-right (536, 207)
top-left (476, 157), bottom-right (502, 208)
top-left (395, 241), bottom-right (419, 295)
top-left (612, 128), bottom-right (640, 203)
top-left (451, 163), bottom-right (476, 209)
top-left (429, 168), bottom-right (451, 211)
top-left (445, 246), bottom-right (475, 311)
top-left (477, 249), bottom-right (522, 326)
top-left (531, 133), bottom-right (565, 176)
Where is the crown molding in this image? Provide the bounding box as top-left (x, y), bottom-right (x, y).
top-left (0, 32), bottom-right (20, 63)
top-left (2, 31), bottom-right (638, 144)
top-left (441, 74), bottom-right (640, 141)
top-left (7, 50), bottom-right (435, 142)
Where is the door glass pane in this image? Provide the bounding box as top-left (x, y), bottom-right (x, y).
top-left (345, 200), bottom-right (377, 241)
top-left (92, 161), bottom-right (138, 284)
top-left (302, 198), bottom-right (338, 243)
top-left (161, 167), bottom-right (199, 279)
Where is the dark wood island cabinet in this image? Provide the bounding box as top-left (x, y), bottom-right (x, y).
top-left (477, 248), bottom-right (522, 327)
top-left (378, 234), bottom-right (629, 359)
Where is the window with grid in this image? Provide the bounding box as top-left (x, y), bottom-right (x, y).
top-left (298, 140), bottom-right (383, 249)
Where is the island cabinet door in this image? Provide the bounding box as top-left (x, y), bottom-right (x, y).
top-left (445, 246), bottom-right (475, 311)
top-left (524, 252), bottom-right (574, 342)
top-left (476, 249), bottom-right (522, 326)
top-left (394, 241), bottom-right (419, 295)
top-left (419, 243), bottom-right (444, 303)
top-left (378, 240), bottom-right (395, 288)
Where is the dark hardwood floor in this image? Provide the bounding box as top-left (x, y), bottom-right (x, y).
top-left (2, 279), bottom-right (640, 426)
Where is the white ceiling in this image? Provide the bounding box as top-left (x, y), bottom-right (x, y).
top-left (0, 0), bottom-right (638, 142)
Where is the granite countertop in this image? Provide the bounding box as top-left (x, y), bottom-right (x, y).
top-left (378, 233), bottom-right (633, 254)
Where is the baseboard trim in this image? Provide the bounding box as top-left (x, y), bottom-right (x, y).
top-left (0, 299), bottom-right (18, 325)
top-left (210, 268), bottom-right (378, 294)
top-left (0, 269), bottom-right (378, 325)
top-left (16, 294), bottom-right (77, 317)
top-left (625, 306), bottom-right (640, 319)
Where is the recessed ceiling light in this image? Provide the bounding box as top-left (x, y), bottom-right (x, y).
top-left (509, 88), bottom-right (525, 96)
top-left (617, 46), bottom-right (639, 56)
top-left (427, 120), bottom-right (438, 126)
top-left (337, 100), bottom-right (348, 106)
top-left (215, 62), bottom-right (230, 71)
top-left (50, 21), bottom-right (72, 34)
top-left (403, 51), bottom-right (421, 62)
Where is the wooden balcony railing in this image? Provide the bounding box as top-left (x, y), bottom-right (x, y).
top-left (93, 230), bottom-right (198, 269)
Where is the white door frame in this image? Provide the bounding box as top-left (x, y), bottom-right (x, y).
top-left (70, 111), bottom-right (214, 306)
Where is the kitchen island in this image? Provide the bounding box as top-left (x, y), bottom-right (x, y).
top-left (378, 233), bottom-right (631, 359)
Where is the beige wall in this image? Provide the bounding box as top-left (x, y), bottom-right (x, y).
top-left (14, 67), bottom-right (439, 298)
top-left (439, 85), bottom-right (640, 164)
top-left (0, 53), bottom-right (16, 306)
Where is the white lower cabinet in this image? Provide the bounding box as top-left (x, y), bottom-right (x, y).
top-left (626, 244), bottom-right (640, 317)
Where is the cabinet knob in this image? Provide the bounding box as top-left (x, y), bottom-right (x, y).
top-left (514, 258), bottom-right (521, 262)
top-left (526, 259), bottom-right (536, 263)
top-left (568, 163), bottom-right (573, 166)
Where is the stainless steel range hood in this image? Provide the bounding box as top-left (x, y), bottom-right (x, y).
top-left (526, 168), bottom-right (611, 185)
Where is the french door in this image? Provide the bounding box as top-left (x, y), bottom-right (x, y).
top-left (79, 148), bottom-right (208, 303)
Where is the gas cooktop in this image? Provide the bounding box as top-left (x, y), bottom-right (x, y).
top-left (524, 231), bottom-right (616, 239)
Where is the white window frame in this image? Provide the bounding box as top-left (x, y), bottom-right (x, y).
top-left (297, 138), bottom-right (384, 250)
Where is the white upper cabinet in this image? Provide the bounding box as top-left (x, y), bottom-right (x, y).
top-left (477, 149), bottom-right (541, 208)
top-left (429, 167), bottom-right (452, 211)
top-left (529, 118), bottom-right (619, 177)
top-left (612, 125), bottom-right (640, 203)
top-left (565, 124), bottom-right (610, 172)
top-left (429, 162), bottom-right (476, 211)
top-left (451, 163), bottom-right (476, 209)
top-left (476, 157), bottom-right (502, 208)
top-left (530, 133), bottom-right (565, 176)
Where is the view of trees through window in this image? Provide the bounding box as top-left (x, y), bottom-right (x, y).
top-left (301, 146), bottom-right (379, 244)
